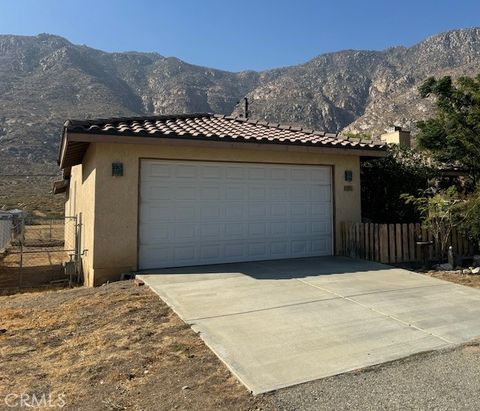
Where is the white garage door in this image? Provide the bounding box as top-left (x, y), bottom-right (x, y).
top-left (138, 160), bottom-right (333, 269)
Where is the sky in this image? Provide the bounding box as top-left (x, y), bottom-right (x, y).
top-left (0, 0), bottom-right (479, 72)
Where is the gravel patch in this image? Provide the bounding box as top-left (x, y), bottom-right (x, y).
top-left (271, 341), bottom-right (480, 410)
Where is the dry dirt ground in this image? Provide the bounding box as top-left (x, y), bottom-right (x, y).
top-left (423, 270), bottom-right (480, 289)
top-left (0, 281), bottom-right (273, 411)
top-left (0, 222), bottom-right (75, 292)
top-left (2, 269), bottom-right (479, 411)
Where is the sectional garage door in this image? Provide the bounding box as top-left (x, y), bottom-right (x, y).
top-left (138, 160), bottom-right (333, 269)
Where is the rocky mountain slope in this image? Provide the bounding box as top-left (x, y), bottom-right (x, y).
top-left (241, 28), bottom-right (480, 135)
top-left (1, 28), bottom-right (480, 211)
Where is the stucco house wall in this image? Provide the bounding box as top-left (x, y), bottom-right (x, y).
top-left (64, 145), bottom-right (97, 286)
top-left (67, 139), bottom-right (362, 286)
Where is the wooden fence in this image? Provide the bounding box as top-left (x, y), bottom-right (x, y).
top-left (340, 222), bottom-right (474, 264)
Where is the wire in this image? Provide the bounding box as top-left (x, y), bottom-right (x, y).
top-left (0, 174), bottom-right (60, 177)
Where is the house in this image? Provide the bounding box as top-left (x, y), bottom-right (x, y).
top-left (55, 113), bottom-right (386, 286)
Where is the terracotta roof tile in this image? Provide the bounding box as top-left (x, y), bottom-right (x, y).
top-left (64, 113), bottom-right (386, 151)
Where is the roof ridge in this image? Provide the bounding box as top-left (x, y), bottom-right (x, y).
top-left (221, 114), bottom-right (340, 137)
top-left (65, 113), bottom-right (214, 127)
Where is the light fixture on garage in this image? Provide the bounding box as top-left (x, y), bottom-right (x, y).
top-left (112, 162), bottom-right (124, 177)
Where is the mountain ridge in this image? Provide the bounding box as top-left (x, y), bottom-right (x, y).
top-left (1, 28), bottom-right (480, 211)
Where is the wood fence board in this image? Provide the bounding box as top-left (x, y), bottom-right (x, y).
top-left (388, 224), bottom-right (395, 264)
top-left (370, 224), bottom-right (375, 260)
top-left (415, 224), bottom-right (422, 260)
top-left (339, 222), bottom-right (474, 264)
top-left (395, 223), bottom-right (402, 263)
top-left (408, 223), bottom-right (415, 261)
top-left (374, 224), bottom-right (379, 261)
top-left (402, 223), bottom-right (409, 262)
top-left (358, 223), bottom-right (365, 258)
top-left (350, 223), bottom-right (355, 257)
top-left (364, 223), bottom-right (372, 260)
top-left (380, 224), bottom-right (388, 263)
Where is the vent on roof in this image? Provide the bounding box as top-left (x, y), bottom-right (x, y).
top-left (236, 97), bottom-right (249, 119)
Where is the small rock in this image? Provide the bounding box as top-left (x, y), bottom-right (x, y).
top-left (472, 267), bottom-right (480, 274)
top-left (181, 385), bottom-right (190, 390)
top-left (134, 278), bottom-right (144, 286)
top-left (127, 373), bottom-right (135, 380)
top-left (463, 269), bottom-right (472, 275)
top-left (144, 370), bottom-right (149, 374)
top-left (438, 263), bottom-right (453, 271)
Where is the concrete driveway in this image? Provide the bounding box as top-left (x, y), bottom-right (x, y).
top-left (137, 257), bottom-right (480, 394)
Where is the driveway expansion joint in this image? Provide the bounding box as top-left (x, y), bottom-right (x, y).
top-left (296, 278), bottom-right (454, 345)
top-left (186, 295), bottom-right (341, 322)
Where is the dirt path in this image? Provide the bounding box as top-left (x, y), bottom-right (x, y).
top-left (0, 281), bottom-right (273, 410)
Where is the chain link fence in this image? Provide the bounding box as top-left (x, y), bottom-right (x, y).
top-left (0, 214), bottom-right (81, 292)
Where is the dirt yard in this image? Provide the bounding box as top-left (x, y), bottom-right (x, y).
top-left (0, 221), bottom-right (75, 291)
top-left (423, 270), bottom-right (480, 289)
top-left (0, 281), bottom-right (273, 410)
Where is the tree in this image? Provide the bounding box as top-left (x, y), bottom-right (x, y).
top-left (458, 187), bottom-right (480, 251)
top-left (402, 187), bottom-right (465, 260)
top-left (361, 145), bottom-right (435, 223)
top-left (417, 74), bottom-right (480, 186)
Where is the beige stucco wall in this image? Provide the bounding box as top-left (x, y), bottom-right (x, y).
top-left (65, 145), bottom-right (96, 286)
top-left (68, 139), bottom-right (363, 285)
top-left (80, 143), bottom-right (361, 285)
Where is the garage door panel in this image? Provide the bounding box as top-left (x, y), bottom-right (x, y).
top-left (176, 164), bottom-right (198, 178)
top-left (141, 184), bottom-right (173, 201)
top-left (248, 205), bottom-right (267, 218)
top-left (249, 243), bottom-right (267, 257)
top-left (201, 186), bottom-right (222, 200)
top-left (225, 243), bottom-right (246, 258)
top-left (139, 160), bottom-right (333, 269)
top-left (271, 241), bottom-right (289, 255)
top-left (148, 163), bottom-right (172, 177)
top-left (270, 222), bottom-right (288, 236)
top-left (225, 223), bottom-right (244, 238)
top-left (311, 204), bottom-right (330, 217)
top-left (311, 221), bottom-right (330, 234)
top-left (201, 165), bottom-right (223, 179)
top-left (226, 166), bottom-right (246, 179)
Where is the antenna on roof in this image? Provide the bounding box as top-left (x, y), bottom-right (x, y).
top-left (243, 97), bottom-right (249, 119)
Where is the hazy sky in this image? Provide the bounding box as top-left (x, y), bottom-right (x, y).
top-left (0, 0), bottom-right (479, 71)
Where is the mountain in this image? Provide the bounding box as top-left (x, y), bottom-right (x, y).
top-left (1, 28), bottom-right (480, 212)
top-left (240, 28), bottom-right (480, 135)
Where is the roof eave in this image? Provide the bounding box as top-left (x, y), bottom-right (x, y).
top-left (59, 131), bottom-right (386, 170)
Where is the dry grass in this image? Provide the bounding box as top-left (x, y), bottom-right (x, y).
top-left (424, 270), bottom-right (480, 289)
top-left (0, 281), bottom-right (273, 410)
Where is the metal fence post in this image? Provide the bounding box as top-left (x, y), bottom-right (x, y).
top-left (76, 213), bottom-right (82, 282)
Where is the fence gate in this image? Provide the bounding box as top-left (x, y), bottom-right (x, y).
top-left (0, 215), bottom-right (81, 291)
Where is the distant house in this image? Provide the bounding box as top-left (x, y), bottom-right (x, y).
top-left (55, 113), bottom-right (386, 286)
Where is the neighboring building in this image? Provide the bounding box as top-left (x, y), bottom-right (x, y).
top-left (380, 126), bottom-right (411, 148)
top-left (55, 113), bottom-right (386, 286)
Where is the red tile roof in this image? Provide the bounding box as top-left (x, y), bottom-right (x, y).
top-left (65, 113), bottom-right (386, 150)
